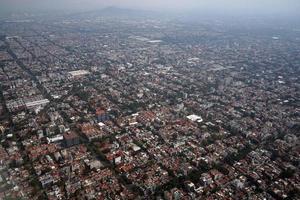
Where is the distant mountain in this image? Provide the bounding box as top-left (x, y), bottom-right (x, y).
top-left (99, 6), bottom-right (160, 18)
top-left (63, 6), bottom-right (160, 20)
top-left (100, 6), bottom-right (139, 14)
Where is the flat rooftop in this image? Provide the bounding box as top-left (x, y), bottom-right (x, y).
top-left (68, 70), bottom-right (89, 77)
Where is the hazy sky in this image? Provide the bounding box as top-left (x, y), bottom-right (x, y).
top-left (1, 0), bottom-right (299, 16)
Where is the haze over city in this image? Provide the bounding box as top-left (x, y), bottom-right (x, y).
top-left (0, 0), bottom-right (299, 199)
top-left (1, 0), bottom-right (300, 16)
